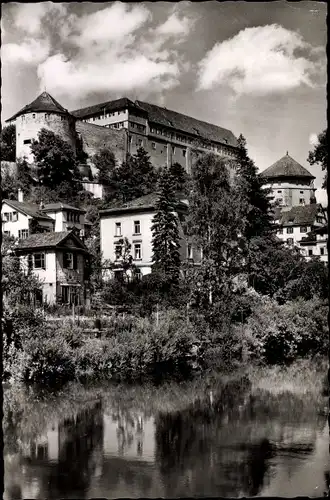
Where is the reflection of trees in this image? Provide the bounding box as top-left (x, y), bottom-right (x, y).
top-left (155, 381), bottom-right (323, 498)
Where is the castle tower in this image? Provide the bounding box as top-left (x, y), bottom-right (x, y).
top-left (6, 92), bottom-right (77, 163)
top-left (260, 152), bottom-right (316, 209)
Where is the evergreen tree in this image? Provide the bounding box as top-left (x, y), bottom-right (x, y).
top-left (0, 124), bottom-right (16, 162)
top-left (307, 129), bottom-right (328, 189)
top-left (16, 157), bottom-right (31, 197)
top-left (169, 162), bottom-right (188, 193)
top-left (93, 147), bottom-right (116, 185)
top-left (1, 171), bottom-right (17, 199)
top-left (151, 168), bottom-right (181, 284)
top-left (31, 128), bottom-right (81, 190)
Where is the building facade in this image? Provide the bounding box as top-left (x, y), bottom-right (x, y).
top-left (14, 231), bottom-right (90, 306)
top-left (100, 193), bottom-right (199, 278)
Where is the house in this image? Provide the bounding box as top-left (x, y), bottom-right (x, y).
top-left (1, 198), bottom-right (91, 240)
top-left (2, 199), bottom-right (55, 238)
top-left (260, 152), bottom-right (316, 208)
top-left (273, 203), bottom-right (328, 261)
top-left (13, 230), bottom-right (91, 305)
top-left (99, 192), bottom-right (199, 278)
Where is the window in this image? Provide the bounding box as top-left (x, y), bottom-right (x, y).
top-left (18, 229), bottom-right (29, 239)
top-left (287, 238), bottom-right (294, 245)
top-left (129, 135), bottom-right (133, 144)
top-left (115, 245), bottom-right (122, 260)
top-left (172, 146), bottom-right (176, 154)
top-left (134, 243), bottom-right (141, 260)
top-left (299, 198), bottom-right (304, 204)
top-left (320, 247), bottom-right (325, 256)
top-left (34, 253), bottom-right (45, 269)
top-left (23, 139), bottom-right (31, 145)
top-left (45, 113), bottom-right (50, 119)
top-left (63, 252), bottom-right (77, 269)
top-left (134, 220), bottom-right (141, 235)
top-left (308, 249), bottom-right (313, 256)
top-left (300, 191), bottom-right (304, 194)
top-left (32, 114), bottom-right (35, 119)
top-left (278, 228), bottom-right (283, 234)
top-left (137, 138), bottom-right (143, 147)
top-left (115, 222), bottom-right (122, 237)
top-left (183, 150), bottom-right (186, 157)
top-left (135, 268), bottom-right (142, 280)
top-left (187, 244), bottom-right (193, 259)
top-left (3, 211), bottom-right (18, 222)
top-left (151, 142), bottom-right (156, 150)
top-left (287, 227), bottom-right (294, 234)
top-left (300, 226), bottom-right (307, 233)
top-left (277, 190), bottom-right (282, 193)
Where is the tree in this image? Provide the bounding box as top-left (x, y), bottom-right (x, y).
top-left (151, 168), bottom-right (181, 284)
top-left (110, 147), bottom-right (157, 204)
top-left (307, 129), bottom-right (328, 189)
top-left (186, 153), bottom-right (248, 321)
top-left (93, 147), bottom-right (116, 185)
top-left (16, 157), bottom-right (31, 197)
top-left (0, 124), bottom-right (16, 162)
top-left (1, 170), bottom-right (17, 199)
top-left (30, 128), bottom-right (81, 190)
top-left (169, 162), bottom-right (188, 193)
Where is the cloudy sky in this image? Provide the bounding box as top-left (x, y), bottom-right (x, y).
top-left (1, 1), bottom-right (327, 203)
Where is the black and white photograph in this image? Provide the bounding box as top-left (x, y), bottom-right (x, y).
top-left (1, 1), bottom-right (328, 498)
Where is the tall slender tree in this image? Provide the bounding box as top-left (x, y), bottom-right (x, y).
top-left (151, 168), bottom-right (181, 284)
top-left (0, 124), bottom-right (16, 162)
top-left (307, 129), bottom-right (328, 189)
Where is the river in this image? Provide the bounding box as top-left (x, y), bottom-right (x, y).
top-left (4, 370), bottom-right (330, 498)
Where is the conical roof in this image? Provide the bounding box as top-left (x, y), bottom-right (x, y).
top-left (6, 92), bottom-right (71, 121)
top-left (260, 152), bottom-right (315, 180)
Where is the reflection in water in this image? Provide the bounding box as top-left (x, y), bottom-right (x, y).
top-left (4, 378), bottom-right (330, 499)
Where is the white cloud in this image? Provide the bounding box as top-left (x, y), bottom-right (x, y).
top-left (315, 188), bottom-right (327, 207)
top-left (309, 133), bottom-right (319, 146)
top-left (13, 2), bottom-right (65, 35)
top-left (36, 2), bottom-right (195, 99)
top-left (2, 39), bottom-right (50, 64)
top-left (197, 24), bottom-right (325, 95)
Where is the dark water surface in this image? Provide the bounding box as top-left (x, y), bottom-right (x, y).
top-left (4, 374), bottom-right (330, 499)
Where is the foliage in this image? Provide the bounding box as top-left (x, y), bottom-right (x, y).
top-left (93, 147), bottom-right (116, 185)
top-left (187, 153), bottom-right (247, 320)
top-left (239, 297), bottom-right (328, 364)
top-left (0, 124), bottom-right (16, 161)
top-left (151, 168), bottom-right (181, 284)
top-left (169, 162), bottom-right (189, 193)
top-left (1, 170), bottom-right (17, 199)
top-left (109, 147), bottom-right (157, 203)
top-left (16, 156), bottom-right (32, 197)
top-left (30, 128), bottom-right (82, 193)
top-left (307, 129), bottom-right (328, 189)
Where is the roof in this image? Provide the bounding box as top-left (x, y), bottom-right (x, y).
top-left (71, 97), bottom-right (139, 119)
top-left (6, 92), bottom-right (71, 122)
top-left (260, 153), bottom-right (315, 180)
top-left (2, 199), bottom-right (54, 221)
top-left (278, 204), bottom-right (324, 226)
top-left (15, 230), bottom-right (88, 252)
top-left (100, 192), bottom-right (188, 216)
top-left (71, 97), bottom-right (237, 147)
top-left (42, 202), bottom-right (86, 213)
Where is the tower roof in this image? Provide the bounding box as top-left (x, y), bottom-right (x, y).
top-left (260, 152), bottom-right (315, 180)
top-left (6, 92), bottom-right (71, 122)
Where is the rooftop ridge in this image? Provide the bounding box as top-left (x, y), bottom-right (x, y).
top-left (6, 91), bottom-right (70, 122)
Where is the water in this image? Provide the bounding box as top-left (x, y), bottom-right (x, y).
top-left (4, 374), bottom-right (330, 499)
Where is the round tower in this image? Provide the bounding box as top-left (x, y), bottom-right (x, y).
top-left (6, 92), bottom-right (76, 163)
top-left (260, 152), bottom-right (316, 209)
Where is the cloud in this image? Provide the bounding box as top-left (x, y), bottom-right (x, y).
top-left (12, 2), bottom-right (65, 35)
top-left (309, 133), bottom-right (319, 146)
top-left (197, 24), bottom-right (325, 95)
top-left (2, 39), bottom-right (50, 65)
top-left (36, 2), bottom-right (195, 99)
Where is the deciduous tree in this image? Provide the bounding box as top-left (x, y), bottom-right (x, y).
top-left (307, 129), bottom-right (328, 189)
top-left (0, 124), bottom-right (16, 162)
top-left (93, 147), bottom-right (116, 185)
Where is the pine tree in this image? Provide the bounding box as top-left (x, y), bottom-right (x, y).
top-left (0, 124), bottom-right (16, 162)
top-left (169, 162), bottom-right (188, 193)
top-left (93, 147), bottom-right (116, 185)
top-left (16, 157), bottom-right (31, 197)
top-left (151, 168), bottom-right (181, 284)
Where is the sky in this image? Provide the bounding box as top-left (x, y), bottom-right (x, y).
top-left (1, 1), bottom-right (327, 204)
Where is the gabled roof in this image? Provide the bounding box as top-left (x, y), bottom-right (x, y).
top-left (15, 230), bottom-right (89, 252)
top-left (71, 97), bottom-right (139, 119)
top-left (6, 92), bottom-right (71, 122)
top-left (260, 153), bottom-right (315, 180)
top-left (278, 204), bottom-right (324, 226)
top-left (100, 192), bottom-right (188, 216)
top-left (2, 199), bottom-right (54, 221)
top-left (135, 100), bottom-right (238, 147)
top-left (42, 202), bottom-right (86, 213)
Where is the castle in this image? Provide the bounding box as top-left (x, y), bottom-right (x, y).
top-left (6, 91), bottom-right (238, 175)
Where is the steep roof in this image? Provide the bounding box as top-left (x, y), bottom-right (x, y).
top-left (260, 153), bottom-right (315, 180)
top-left (42, 202), bottom-right (86, 213)
top-left (278, 204), bottom-right (324, 226)
top-left (2, 199), bottom-right (54, 221)
top-left (71, 97), bottom-right (237, 147)
top-left (6, 92), bottom-right (71, 122)
top-left (135, 100), bottom-right (238, 147)
top-left (15, 230), bottom-right (88, 252)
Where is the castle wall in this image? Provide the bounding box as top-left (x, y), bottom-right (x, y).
top-left (16, 112), bottom-right (76, 163)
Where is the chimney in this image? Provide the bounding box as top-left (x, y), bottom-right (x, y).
top-left (18, 189), bottom-right (24, 202)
